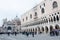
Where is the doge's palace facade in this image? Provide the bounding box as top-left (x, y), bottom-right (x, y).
top-left (21, 0), bottom-right (60, 34)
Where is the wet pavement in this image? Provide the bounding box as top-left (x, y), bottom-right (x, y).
top-left (0, 33), bottom-right (60, 40)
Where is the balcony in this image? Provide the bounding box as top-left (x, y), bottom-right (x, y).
top-left (34, 16), bottom-right (38, 20)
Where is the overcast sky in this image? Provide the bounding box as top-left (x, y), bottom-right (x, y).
top-left (0, 0), bottom-right (43, 26)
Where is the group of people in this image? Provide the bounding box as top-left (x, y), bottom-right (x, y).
top-left (0, 32), bottom-right (19, 36)
top-left (50, 29), bottom-right (60, 36)
top-left (21, 31), bottom-right (37, 37)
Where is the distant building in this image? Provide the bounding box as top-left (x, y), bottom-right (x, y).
top-left (12, 16), bottom-right (21, 32)
top-left (2, 16), bottom-right (21, 32)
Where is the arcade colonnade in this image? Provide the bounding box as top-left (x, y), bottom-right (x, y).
top-left (21, 10), bottom-right (60, 34)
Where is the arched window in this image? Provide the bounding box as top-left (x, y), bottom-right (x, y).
top-left (55, 25), bottom-right (59, 29)
top-left (45, 26), bottom-right (48, 33)
top-left (49, 18), bottom-right (50, 22)
top-left (33, 28), bottom-right (34, 32)
top-left (23, 19), bottom-right (24, 22)
top-left (42, 27), bottom-right (44, 32)
top-left (46, 19), bottom-right (48, 23)
top-left (26, 17), bottom-right (28, 20)
top-left (56, 15), bottom-right (59, 21)
top-left (40, 6), bottom-right (41, 8)
top-left (50, 25), bottom-right (53, 32)
top-left (35, 12), bottom-right (37, 16)
top-left (51, 17), bottom-right (53, 22)
top-left (54, 16), bottom-right (56, 21)
top-left (53, 1), bottom-right (58, 8)
top-left (41, 8), bottom-right (45, 13)
top-left (30, 14), bottom-right (32, 18)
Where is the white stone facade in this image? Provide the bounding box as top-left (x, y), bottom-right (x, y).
top-left (21, 0), bottom-right (60, 34)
